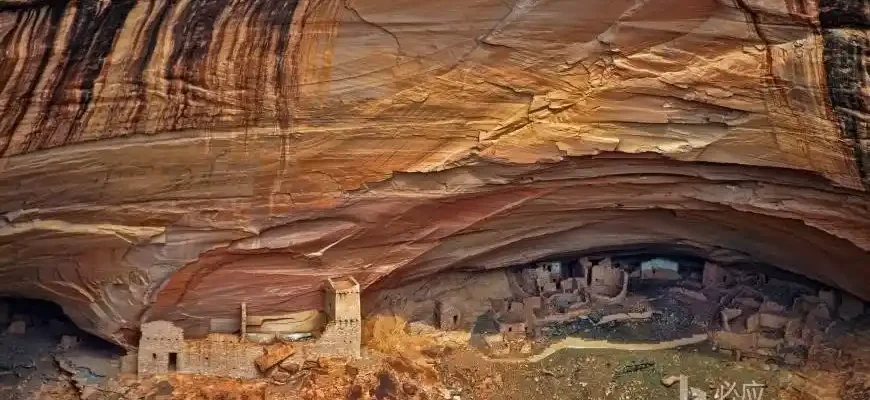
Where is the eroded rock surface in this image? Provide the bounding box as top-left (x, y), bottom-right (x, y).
top-left (0, 0), bottom-right (868, 345)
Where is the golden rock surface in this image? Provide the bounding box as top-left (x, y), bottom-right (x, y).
top-left (0, 0), bottom-right (867, 344)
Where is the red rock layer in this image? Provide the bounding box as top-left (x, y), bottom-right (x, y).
top-left (0, 0), bottom-right (867, 344)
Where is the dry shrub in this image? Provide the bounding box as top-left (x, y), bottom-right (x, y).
top-left (363, 315), bottom-right (438, 382)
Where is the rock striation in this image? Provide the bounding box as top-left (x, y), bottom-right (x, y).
top-left (0, 0), bottom-right (867, 345)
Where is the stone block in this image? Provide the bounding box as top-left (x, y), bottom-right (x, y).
top-left (246, 332), bottom-right (276, 345)
top-left (722, 308), bottom-right (742, 320)
top-left (120, 352), bottom-right (138, 374)
top-left (759, 313), bottom-right (790, 330)
top-left (702, 262), bottom-right (730, 288)
top-left (256, 343), bottom-right (296, 372)
top-left (818, 289), bottom-right (837, 311)
top-left (266, 366), bottom-right (292, 383)
top-left (10, 314), bottom-right (31, 326)
top-left (759, 301), bottom-right (786, 314)
top-left (560, 278), bottom-right (576, 292)
top-left (714, 331), bottom-right (756, 352)
top-left (279, 359), bottom-right (300, 374)
top-left (507, 302), bottom-right (524, 315)
top-left (807, 303), bottom-right (831, 322)
top-left (733, 297), bottom-right (761, 310)
top-left (58, 335), bottom-right (79, 350)
top-left (6, 320), bottom-right (25, 335)
top-left (838, 294), bottom-right (864, 321)
top-left (746, 313), bottom-right (760, 333)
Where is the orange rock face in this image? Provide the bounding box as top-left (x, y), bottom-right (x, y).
top-left (0, 0), bottom-right (867, 345)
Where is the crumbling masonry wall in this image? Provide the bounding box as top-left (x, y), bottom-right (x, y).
top-left (184, 334), bottom-right (262, 379)
top-left (138, 321), bottom-right (185, 375)
top-left (139, 322), bottom-right (260, 378)
top-left (319, 277), bottom-right (362, 358)
top-left (312, 320), bottom-right (362, 358)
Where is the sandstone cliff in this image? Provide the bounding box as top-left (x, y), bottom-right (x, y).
top-left (0, 0), bottom-right (867, 345)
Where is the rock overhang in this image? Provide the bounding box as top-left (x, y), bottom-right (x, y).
top-left (0, 0), bottom-right (866, 346)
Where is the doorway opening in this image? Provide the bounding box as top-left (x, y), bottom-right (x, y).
top-left (168, 352), bottom-right (178, 372)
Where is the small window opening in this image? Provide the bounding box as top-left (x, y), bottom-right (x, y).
top-left (508, 326), bottom-right (513, 332)
top-left (152, 353), bottom-right (157, 360)
top-left (452, 315), bottom-right (458, 325)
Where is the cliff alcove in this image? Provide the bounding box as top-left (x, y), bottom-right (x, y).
top-left (0, 0), bottom-right (866, 352)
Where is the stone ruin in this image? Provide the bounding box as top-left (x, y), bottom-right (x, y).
top-left (484, 256), bottom-right (864, 357)
top-left (705, 270), bottom-right (867, 365)
top-left (137, 321), bottom-right (185, 376)
top-left (435, 300), bottom-right (462, 330)
top-left (311, 276), bottom-right (362, 358)
top-left (135, 276), bottom-right (362, 379)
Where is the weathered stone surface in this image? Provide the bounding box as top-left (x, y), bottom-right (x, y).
top-left (246, 333), bottom-right (277, 345)
top-left (5, 321), bottom-right (25, 335)
top-left (0, 0), bottom-right (867, 345)
top-left (839, 294), bottom-right (865, 321)
top-left (256, 343), bottom-right (296, 372)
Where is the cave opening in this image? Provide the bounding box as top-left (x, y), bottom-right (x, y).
top-left (375, 239), bottom-right (867, 372)
top-left (0, 297), bottom-right (123, 397)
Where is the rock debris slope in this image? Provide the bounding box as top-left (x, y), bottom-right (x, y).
top-left (0, 0), bottom-right (867, 345)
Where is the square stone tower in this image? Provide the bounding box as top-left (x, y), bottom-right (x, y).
top-left (138, 321), bottom-right (185, 376)
top-left (324, 276), bottom-right (361, 323)
top-left (314, 276), bottom-right (362, 358)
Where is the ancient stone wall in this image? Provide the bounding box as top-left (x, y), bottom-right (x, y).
top-left (311, 321), bottom-right (361, 358)
top-left (138, 321), bottom-right (184, 375)
top-left (435, 300), bottom-right (462, 330)
top-left (183, 334), bottom-right (261, 379)
top-left (317, 277), bottom-right (362, 358)
top-left (589, 264), bottom-right (624, 297)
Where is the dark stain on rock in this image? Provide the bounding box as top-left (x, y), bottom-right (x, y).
top-left (129, 0), bottom-right (176, 129)
top-left (819, 0), bottom-right (869, 29)
top-left (0, 0), bottom-right (69, 156)
top-left (264, 0), bottom-right (299, 129)
top-left (819, 0), bottom-right (869, 185)
top-left (22, 0), bottom-right (137, 151)
top-left (165, 0), bottom-right (231, 130)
